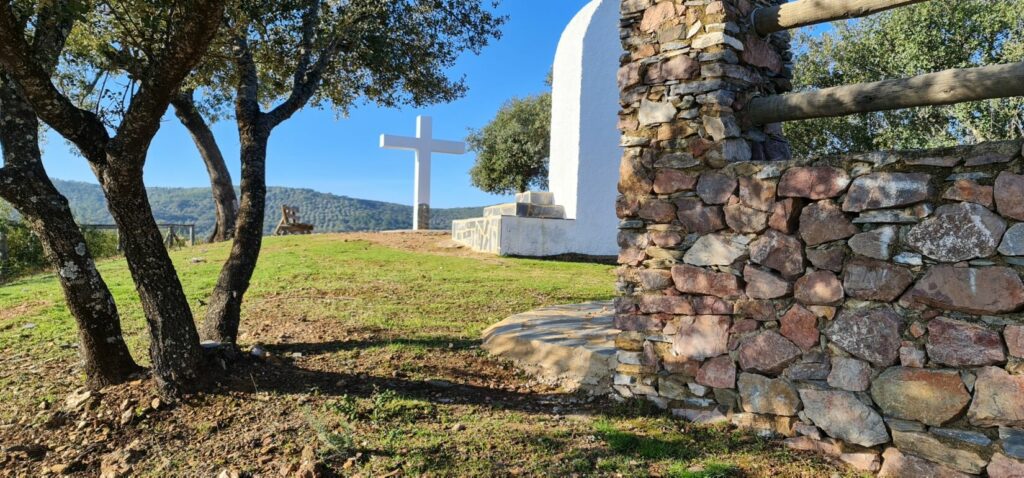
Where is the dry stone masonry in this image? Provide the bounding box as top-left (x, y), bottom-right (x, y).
top-left (613, 0), bottom-right (1024, 475)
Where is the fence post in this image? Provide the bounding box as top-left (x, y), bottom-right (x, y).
top-left (189, 225), bottom-right (195, 246)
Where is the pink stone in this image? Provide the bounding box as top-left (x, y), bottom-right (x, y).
top-left (744, 265), bottom-right (791, 300)
top-left (749, 230), bottom-right (805, 279)
top-left (640, 1), bottom-right (678, 32)
top-left (617, 63), bottom-right (641, 90)
top-left (649, 231), bottom-right (683, 248)
top-left (614, 314), bottom-right (665, 332)
top-left (732, 300), bottom-right (779, 322)
top-left (618, 248), bottom-right (646, 265)
top-left (675, 198), bottom-right (726, 234)
top-left (663, 355), bottom-right (702, 376)
top-left (996, 171), bottom-right (1024, 221)
top-left (741, 33), bottom-right (783, 73)
top-left (619, 155), bottom-right (653, 195)
top-left (805, 248), bottom-right (844, 273)
top-left (1007, 325), bottom-right (1024, 358)
top-left (842, 258), bottom-right (914, 302)
top-left (653, 170), bottom-right (698, 195)
top-left (768, 198), bottom-right (802, 234)
top-left (691, 296), bottom-right (733, 315)
top-left (799, 200), bottom-right (859, 246)
top-left (780, 304), bottom-right (819, 350)
top-left (738, 331), bottom-right (802, 375)
top-left (638, 199), bottom-right (677, 223)
top-left (778, 167), bottom-right (850, 200)
top-left (968, 366), bottom-right (1024, 427)
top-left (671, 264), bottom-right (744, 299)
top-left (926, 317), bottom-right (1006, 367)
top-left (672, 315), bottom-right (731, 361)
top-left (696, 172), bottom-right (737, 205)
top-left (987, 453), bottom-right (1024, 478)
top-left (724, 204), bottom-right (768, 233)
top-left (738, 177), bottom-right (777, 212)
top-left (696, 355), bottom-right (736, 389)
top-left (904, 266), bottom-right (1024, 315)
top-left (794, 270), bottom-right (844, 306)
top-left (943, 179), bottom-right (994, 208)
top-left (638, 295), bottom-right (695, 315)
top-left (659, 54), bottom-right (700, 81)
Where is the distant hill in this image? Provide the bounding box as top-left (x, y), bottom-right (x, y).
top-left (52, 179), bottom-right (484, 238)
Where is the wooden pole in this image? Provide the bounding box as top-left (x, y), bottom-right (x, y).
top-left (753, 0), bottom-right (930, 36)
top-left (746, 61), bottom-right (1024, 125)
top-left (188, 225), bottom-right (195, 246)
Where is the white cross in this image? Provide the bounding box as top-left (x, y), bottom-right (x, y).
top-left (380, 116), bottom-right (466, 230)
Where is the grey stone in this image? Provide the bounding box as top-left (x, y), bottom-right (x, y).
top-left (799, 389), bottom-right (890, 447)
top-left (849, 226), bottom-right (898, 260)
top-left (749, 230), bottom-right (805, 279)
top-left (826, 357), bottom-right (872, 392)
top-left (825, 308), bottom-right (903, 367)
top-left (894, 252), bottom-right (924, 266)
top-left (738, 373), bottom-right (802, 416)
top-left (891, 430), bottom-right (989, 475)
top-left (907, 202), bottom-right (1007, 262)
top-left (638, 99), bottom-right (676, 126)
top-left (999, 427), bottom-right (1024, 460)
top-left (1000, 223), bottom-right (1024, 256)
top-left (683, 233), bottom-right (747, 266)
top-left (931, 428), bottom-right (993, 448)
top-left (843, 172), bottom-right (933, 212)
top-left (842, 258), bottom-right (915, 302)
top-left (703, 115), bottom-right (740, 141)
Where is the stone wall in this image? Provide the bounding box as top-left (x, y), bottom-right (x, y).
top-left (614, 0), bottom-right (1024, 476)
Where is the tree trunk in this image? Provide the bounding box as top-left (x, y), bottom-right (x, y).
top-left (201, 118), bottom-right (269, 344)
top-left (0, 76), bottom-right (141, 387)
top-left (98, 165), bottom-right (204, 395)
top-left (171, 92), bottom-right (237, 243)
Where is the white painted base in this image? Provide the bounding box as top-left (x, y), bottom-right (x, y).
top-left (452, 216), bottom-right (617, 257)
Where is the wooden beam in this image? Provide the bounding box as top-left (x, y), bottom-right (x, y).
top-left (753, 0), bottom-right (931, 36)
top-left (745, 61), bottom-right (1024, 125)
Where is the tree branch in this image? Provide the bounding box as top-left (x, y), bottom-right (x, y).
top-left (110, 0), bottom-right (226, 165)
top-left (265, 0), bottom-right (336, 128)
top-left (0, 1), bottom-right (109, 162)
top-left (232, 33), bottom-right (262, 123)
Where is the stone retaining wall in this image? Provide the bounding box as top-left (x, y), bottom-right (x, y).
top-left (614, 0), bottom-right (1024, 476)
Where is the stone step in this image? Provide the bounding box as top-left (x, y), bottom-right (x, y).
top-left (484, 203), bottom-right (566, 219)
top-left (482, 301), bottom-right (618, 394)
top-left (515, 191), bottom-right (555, 205)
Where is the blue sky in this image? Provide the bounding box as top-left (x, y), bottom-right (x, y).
top-left (41, 1), bottom-right (593, 209)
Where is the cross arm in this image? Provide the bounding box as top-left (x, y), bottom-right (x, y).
top-left (380, 134), bottom-right (420, 151)
top-left (429, 139), bottom-right (466, 155)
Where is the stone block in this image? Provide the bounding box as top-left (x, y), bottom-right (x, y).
top-left (738, 373), bottom-right (801, 416)
top-left (870, 367), bottom-right (971, 426)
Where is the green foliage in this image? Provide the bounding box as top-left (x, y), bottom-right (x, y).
top-left (666, 462), bottom-right (740, 478)
top-left (787, 0), bottom-right (1024, 156)
top-left (0, 202), bottom-right (120, 282)
top-left (468, 93), bottom-right (551, 195)
top-left (52, 179), bottom-right (482, 237)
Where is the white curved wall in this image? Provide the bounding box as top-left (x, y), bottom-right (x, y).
top-left (549, 0), bottom-right (622, 256)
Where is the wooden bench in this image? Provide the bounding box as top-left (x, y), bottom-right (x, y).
top-left (273, 205), bottom-right (315, 236)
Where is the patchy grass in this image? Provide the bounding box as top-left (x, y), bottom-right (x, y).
top-left (0, 234), bottom-right (849, 476)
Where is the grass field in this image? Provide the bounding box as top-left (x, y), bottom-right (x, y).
top-left (0, 234), bottom-right (851, 477)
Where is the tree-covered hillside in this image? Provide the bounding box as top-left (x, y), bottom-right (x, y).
top-left (52, 180), bottom-right (483, 237)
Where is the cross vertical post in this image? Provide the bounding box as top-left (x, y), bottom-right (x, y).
top-left (380, 116), bottom-right (466, 230)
